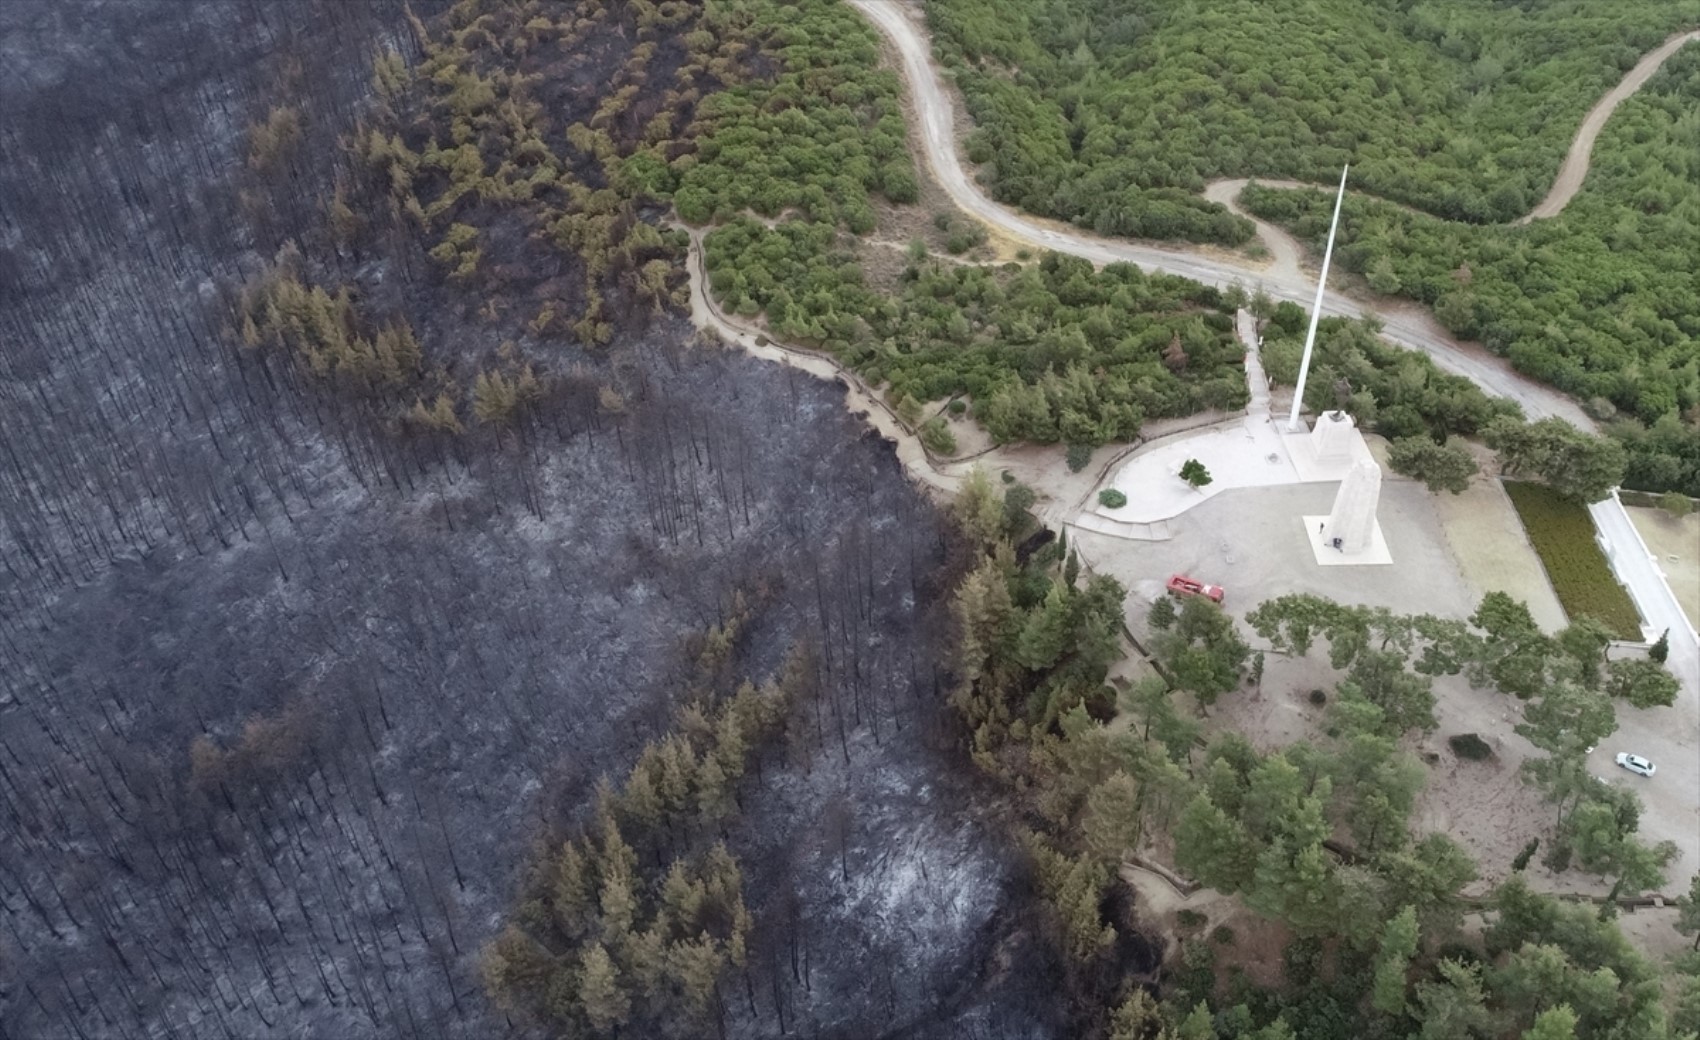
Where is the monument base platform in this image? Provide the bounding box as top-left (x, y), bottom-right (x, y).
top-left (1302, 515), bottom-right (1392, 566)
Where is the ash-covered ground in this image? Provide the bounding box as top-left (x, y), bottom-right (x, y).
top-left (0, 2), bottom-right (1066, 1037)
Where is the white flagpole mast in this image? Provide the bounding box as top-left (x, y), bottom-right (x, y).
top-left (1287, 165), bottom-right (1349, 432)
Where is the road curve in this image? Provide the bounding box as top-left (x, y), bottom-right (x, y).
top-left (849, 0), bottom-right (1698, 429)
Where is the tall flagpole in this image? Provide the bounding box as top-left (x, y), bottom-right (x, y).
top-left (1287, 165), bottom-right (1349, 432)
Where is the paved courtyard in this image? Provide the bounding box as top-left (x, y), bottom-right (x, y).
top-left (1071, 482), bottom-right (1476, 632)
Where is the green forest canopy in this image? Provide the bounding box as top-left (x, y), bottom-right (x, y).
top-left (924, 0), bottom-right (1699, 493)
top-left (926, 0), bottom-right (1692, 229)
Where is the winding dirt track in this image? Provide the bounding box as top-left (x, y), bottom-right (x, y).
top-left (1520, 29), bottom-right (1700, 222)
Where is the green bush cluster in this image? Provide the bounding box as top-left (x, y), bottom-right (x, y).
top-left (671, 0), bottom-right (915, 231)
top-left (947, 476), bottom-right (1683, 1035)
top-left (703, 226), bottom-right (1248, 449)
top-left (1503, 482), bottom-right (1642, 639)
top-left (1258, 311), bottom-right (1521, 439)
top-left (483, 657), bottom-right (799, 1036)
top-left (1097, 488), bottom-right (1126, 509)
top-left (919, 416), bottom-right (957, 455)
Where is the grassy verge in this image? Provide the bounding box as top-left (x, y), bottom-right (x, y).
top-left (1503, 481), bottom-right (1642, 639)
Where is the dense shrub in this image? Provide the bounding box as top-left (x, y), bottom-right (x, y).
top-left (703, 225), bottom-right (1245, 450)
top-left (1503, 482), bottom-right (1642, 638)
top-left (1448, 733), bottom-right (1494, 761)
top-left (673, 0), bottom-right (915, 231)
top-left (1098, 489), bottom-right (1127, 509)
top-left (920, 416), bottom-right (958, 455)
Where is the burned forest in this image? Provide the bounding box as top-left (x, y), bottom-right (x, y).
top-left (0, 1), bottom-right (1074, 1037)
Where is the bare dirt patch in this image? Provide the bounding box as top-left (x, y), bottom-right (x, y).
top-left (1120, 864), bottom-right (1290, 991)
top-left (926, 398), bottom-right (997, 458)
top-left (1613, 903), bottom-right (1698, 965)
top-left (1411, 677), bottom-right (1554, 886)
top-left (1422, 468), bottom-right (1569, 634)
top-left (858, 236), bottom-right (915, 295)
top-left (1205, 653), bottom-right (1339, 753)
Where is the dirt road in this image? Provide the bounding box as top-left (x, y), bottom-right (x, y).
top-left (1519, 29), bottom-right (1700, 222)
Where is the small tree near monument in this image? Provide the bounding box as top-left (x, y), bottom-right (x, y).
top-left (1180, 458), bottom-right (1213, 490)
top-left (1651, 629), bottom-right (1669, 664)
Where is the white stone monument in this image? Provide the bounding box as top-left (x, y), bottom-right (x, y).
top-left (1303, 456), bottom-right (1392, 565)
top-left (1309, 410), bottom-right (1357, 464)
top-left (1323, 458), bottom-right (1381, 553)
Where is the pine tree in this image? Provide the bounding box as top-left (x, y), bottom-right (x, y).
top-left (1174, 1002), bottom-right (1216, 1040)
top-left (659, 861), bottom-right (706, 937)
top-left (1015, 583), bottom-right (1076, 671)
top-left (1413, 959), bottom-right (1493, 1040)
top-left (1082, 770), bottom-right (1142, 866)
top-left (1676, 872), bottom-right (1700, 950)
top-left (1370, 905), bottom-right (1419, 1014)
top-left (712, 706), bottom-right (747, 784)
top-left (553, 840), bottom-right (596, 936)
top-left (694, 755), bottom-right (730, 822)
top-left (1522, 1005), bottom-right (1579, 1040)
top-left (1107, 988), bottom-right (1164, 1040)
top-left (656, 735), bottom-right (697, 814)
top-left (621, 762), bottom-right (664, 835)
top-left (473, 370), bottom-right (520, 424)
top-left (480, 925), bottom-right (554, 1011)
top-left (1174, 793), bottom-right (1255, 893)
top-left (597, 818), bottom-right (639, 939)
top-left (577, 943), bottom-right (631, 1032)
top-left (427, 392), bottom-right (463, 433)
top-left (954, 557), bottom-right (1015, 684)
top-left (667, 934), bottom-right (727, 1018)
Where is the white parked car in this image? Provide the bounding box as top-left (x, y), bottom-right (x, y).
top-left (1615, 752), bottom-right (1656, 778)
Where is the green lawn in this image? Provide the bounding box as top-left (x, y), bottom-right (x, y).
top-left (1503, 482), bottom-right (1642, 639)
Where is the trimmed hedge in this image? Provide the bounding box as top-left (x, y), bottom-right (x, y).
top-left (1098, 489), bottom-right (1127, 509)
top-left (1504, 481), bottom-right (1641, 639)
